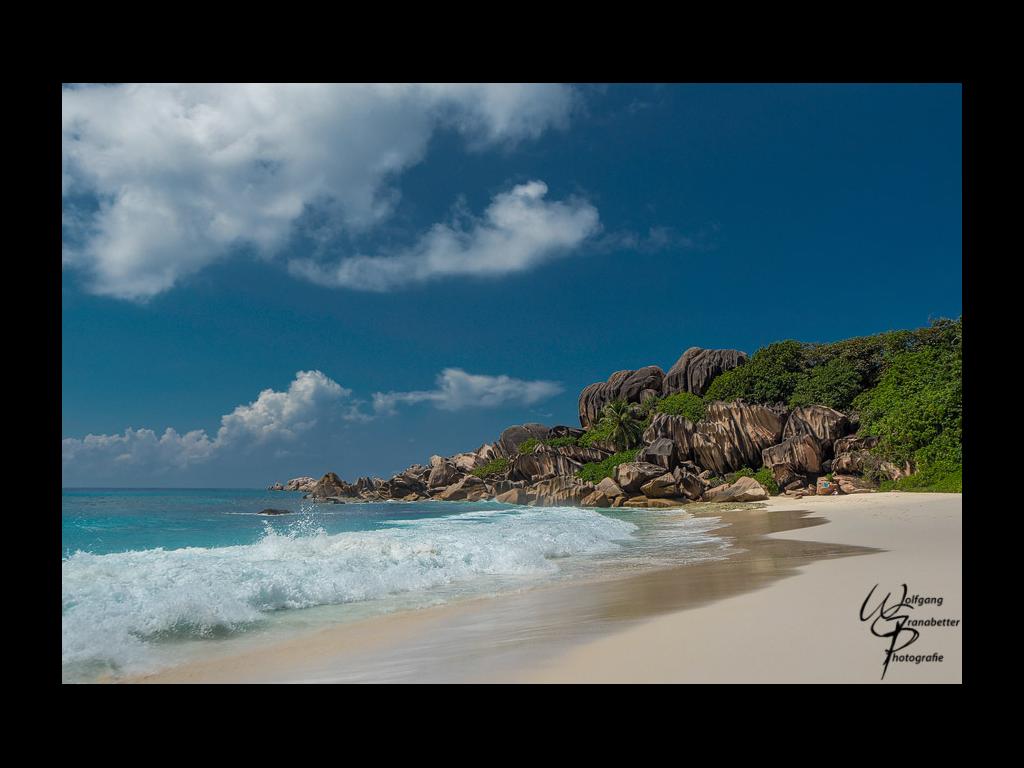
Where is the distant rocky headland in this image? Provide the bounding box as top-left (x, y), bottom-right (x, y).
top-left (269, 319), bottom-right (962, 508)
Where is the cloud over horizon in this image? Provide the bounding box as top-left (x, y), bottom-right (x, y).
top-left (63, 368), bottom-right (563, 482)
top-left (61, 84), bottom-right (577, 300)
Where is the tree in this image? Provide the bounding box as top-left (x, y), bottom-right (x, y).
top-left (598, 400), bottom-right (644, 451)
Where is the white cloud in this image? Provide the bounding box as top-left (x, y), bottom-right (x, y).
top-left (216, 370), bottom-right (350, 445)
top-left (372, 368), bottom-right (563, 415)
top-left (62, 368), bottom-right (562, 480)
top-left (62, 83), bottom-right (576, 300)
top-left (289, 180), bottom-right (600, 291)
top-left (62, 370), bottom-right (350, 475)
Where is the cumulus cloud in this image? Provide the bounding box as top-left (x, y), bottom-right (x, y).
top-left (289, 180), bottom-right (600, 291)
top-left (62, 368), bottom-right (563, 480)
top-left (62, 370), bottom-right (350, 476)
top-left (61, 84), bottom-right (575, 300)
top-left (372, 368), bottom-right (563, 416)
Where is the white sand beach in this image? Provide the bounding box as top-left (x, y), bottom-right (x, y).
top-left (125, 492), bottom-right (962, 684)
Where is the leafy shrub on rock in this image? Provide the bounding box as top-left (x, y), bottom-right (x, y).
top-left (655, 392), bottom-right (706, 422)
top-left (576, 450), bottom-right (642, 484)
top-left (470, 457), bottom-right (510, 479)
top-left (723, 466), bottom-right (780, 495)
top-left (704, 341), bottom-right (805, 405)
top-left (788, 357), bottom-right (863, 411)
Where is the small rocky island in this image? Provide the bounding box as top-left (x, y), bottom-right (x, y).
top-left (268, 320), bottom-right (963, 508)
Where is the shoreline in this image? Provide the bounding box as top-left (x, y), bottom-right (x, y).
top-left (121, 491), bottom-right (962, 684)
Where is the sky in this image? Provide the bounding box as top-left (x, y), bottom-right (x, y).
top-left (61, 83), bottom-right (963, 487)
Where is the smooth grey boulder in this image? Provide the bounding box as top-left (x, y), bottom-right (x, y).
top-left (578, 366), bottom-right (666, 429)
top-left (662, 347), bottom-right (748, 397)
top-left (614, 462), bottom-right (669, 493)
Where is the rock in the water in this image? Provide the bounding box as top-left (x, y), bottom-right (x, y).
top-left (434, 475), bottom-right (487, 501)
top-left (702, 475), bottom-right (769, 503)
top-left (495, 488), bottom-right (531, 505)
top-left (268, 482), bottom-right (284, 491)
top-left (782, 405), bottom-right (851, 457)
top-left (662, 347), bottom-right (748, 397)
top-left (309, 472), bottom-right (356, 499)
top-left (581, 490), bottom-right (612, 508)
top-left (614, 462), bottom-right (668, 493)
top-left (595, 477), bottom-right (625, 498)
top-left (258, 508), bottom-right (292, 515)
top-left (578, 366), bottom-right (666, 429)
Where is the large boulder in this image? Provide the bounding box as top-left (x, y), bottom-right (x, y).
top-left (581, 490), bottom-right (612, 508)
top-left (672, 465), bottom-right (706, 500)
top-left (831, 450), bottom-right (904, 481)
top-left (640, 472), bottom-right (682, 498)
top-left (703, 475), bottom-right (769, 503)
top-left (309, 472), bottom-right (357, 499)
top-left (642, 402), bottom-right (785, 476)
top-left (283, 476), bottom-right (317, 492)
top-left (835, 474), bottom-right (876, 494)
top-left (434, 475), bottom-right (488, 501)
top-left (495, 488), bottom-right (531, 505)
top-left (527, 477), bottom-right (596, 507)
top-left (637, 437), bottom-right (677, 470)
top-left (512, 446), bottom-right (584, 481)
top-left (447, 443), bottom-right (500, 472)
top-left (578, 366), bottom-right (665, 429)
top-left (379, 471), bottom-right (428, 499)
top-left (595, 477), bottom-right (625, 499)
top-left (427, 459), bottom-right (464, 489)
top-left (762, 433), bottom-right (824, 481)
top-left (496, 424), bottom-right (551, 458)
top-left (614, 462), bottom-right (668, 493)
top-left (662, 347), bottom-right (748, 397)
top-left (689, 401), bottom-right (787, 475)
top-left (833, 434), bottom-right (880, 455)
top-left (782, 405), bottom-right (851, 457)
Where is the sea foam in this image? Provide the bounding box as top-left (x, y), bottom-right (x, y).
top-left (61, 506), bottom-right (637, 675)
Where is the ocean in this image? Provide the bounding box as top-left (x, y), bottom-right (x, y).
top-left (61, 488), bottom-right (732, 682)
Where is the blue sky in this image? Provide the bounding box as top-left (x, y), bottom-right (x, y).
top-left (61, 83), bottom-right (962, 487)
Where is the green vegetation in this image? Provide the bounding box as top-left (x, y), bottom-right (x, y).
top-left (470, 457), bottom-right (510, 478)
top-left (702, 318), bottom-right (962, 411)
top-left (573, 319), bottom-right (962, 494)
top-left (517, 438), bottom-right (541, 455)
top-left (704, 340), bottom-right (805, 405)
top-left (723, 466), bottom-right (780, 495)
top-left (696, 318), bottom-right (962, 494)
top-left (788, 357), bottom-right (862, 411)
top-left (655, 391), bottom-right (706, 422)
top-left (592, 400), bottom-right (645, 451)
top-left (576, 450), bottom-right (641, 484)
top-left (853, 335), bottom-right (962, 493)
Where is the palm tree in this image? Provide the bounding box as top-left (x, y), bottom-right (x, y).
top-left (599, 400), bottom-right (644, 451)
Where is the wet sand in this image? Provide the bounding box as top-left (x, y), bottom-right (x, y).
top-left (124, 492), bottom-right (962, 684)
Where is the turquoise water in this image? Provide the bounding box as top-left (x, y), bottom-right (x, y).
top-left (62, 489), bottom-right (731, 682)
